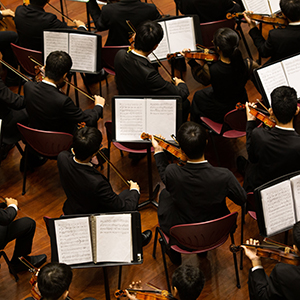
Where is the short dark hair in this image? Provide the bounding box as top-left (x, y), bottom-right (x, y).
top-left (30, 0), bottom-right (48, 7)
top-left (134, 20), bottom-right (163, 52)
top-left (293, 221), bottom-right (300, 250)
top-left (280, 0), bottom-right (300, 22)
top-left (172, 265), bottom-right (205, 300)
top-left (177, 122), bottom-right (207, 159)
top-left (45, 51), bottom-right (72, 82)
top-left (73, 126), bottom-right (102, 161)
top-left (38, 263), bottom-right (73, 300)
top-left (271, 86), bottom-right (298, 124)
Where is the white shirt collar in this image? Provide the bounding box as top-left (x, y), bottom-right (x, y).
top-left (187, 160), bottom-right (208, 164)
top-left (289, 21), bottom-right (300, 25)
top-left (73, 156), bottom-right (93, 167)
top-left (275, 125), bottom-right (295, 131)
top-left (131, 49), bottom-right (151, 62)
top-left (42, 79), bottom-right (57, 88)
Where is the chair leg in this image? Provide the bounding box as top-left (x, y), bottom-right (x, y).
top-left (230, 233), bottom-right (241, 288)
top-left (159, 238), bottom-right (171, 292)
top-left (0, 251), bottom-right (19, 282)
top-left (22, 145), bottom-right (29, 195)
top-left (240, 203), bottom-right (246, 270)
top-left (152, 227), bottom-right (159, 259)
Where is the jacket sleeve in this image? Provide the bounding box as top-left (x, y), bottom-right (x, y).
top-left (249, 27), bottom-right (274, 58)
top-left (0, 207), bottom-right (17, 226)
top-left (0, 79), bottom-right (25, 110)
top-left (227, 171), bottom-right (246, 206)
top-left (188, 59), bottom-right (211, 86)
top-left (246, 120), bottom-right (260, 163)
top-left (154, 152), bottom-right (170, 185)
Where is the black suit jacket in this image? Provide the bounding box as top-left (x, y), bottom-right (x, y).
top-left (248, 264), bottom-right (300, 300)
top-left (88, 0), bottom-right (160, 46)
top-left (249, 25), bottom-right (300, 62)
top-left (155, 152), bottom-right (246, 234)
top-left (57, 151), bottom-right (139, 215)
top-left (244, 121), bottom-right (300, 192)
top-left (24, 81), bottom-right (103, 133)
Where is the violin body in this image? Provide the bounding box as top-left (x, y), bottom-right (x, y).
top-left (167, 50), bottom-right (218, 62)
top-left (0, 1), bottom-right (17, 32)
top-left (115, 289), bottom-right (176, 300)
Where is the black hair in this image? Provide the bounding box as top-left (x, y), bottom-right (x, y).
top-left (30, 0), bottom-right (48, 7)
top-left (134, 20), bottom-right (164, 53)
top-left (45, 51), bottom-right (72, 82)
top-left (271, 86), bottom-right (298, 124)
top-left (280, 0), bottom-right (300, 22)
top-left (293, 221), bottom-right (300, 250)
top-left (73, 126), bottom-right (102, 161)
top-left (176, 122), bottom-right (207, 160)
top-left (213, 27), bottom-right (246, 77)
top-left (37, 263), bottom-right (73, 300)
top-left (172, 265), bottom-right (205, 300)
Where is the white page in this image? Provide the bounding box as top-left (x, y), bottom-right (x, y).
top-left (268, 0), bottom-right (280, 13)
top-left (257, 62), bottom-right (288, 106)
top-left (43, 31), bottom-right (69, 64)
top-left (281, 54), bottom-right (300, 97)
top-left (54, 217), bottom-right (93, 265)
top-left (165, 17), bottom-right (196, 54)
top-left (261, 180), bottom-right (296, 236)
top-left (146, 99), bottom-right (176, 140)
top-left (290, 175), bottom-right (300, 221)
top-left (95, 214), bottom-right (132, 263)
top-left (69, 33), bottom-right (97, 72)
top-left (149, 21), bottom-right (169, 61)
top-left (115, 98), bottom-right (146, 141)
top-left (242, 0), bottom-right (271, 14)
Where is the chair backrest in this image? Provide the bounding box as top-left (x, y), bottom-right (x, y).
top-left (101, 46), bottom-right (129, 75)
top-left (17, 123), bottom-right (73, 157)
top-left (200, 19), bottom-right (236, 48)
top-left (224, 108), bottom-right (247, 132)
top-left (10, 43), bottom-right (43, 76)
top-left (170, 212), bottom-right (238, 251)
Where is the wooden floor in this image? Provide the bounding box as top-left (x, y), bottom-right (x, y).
top-left (0, 1), bottom-right (290, 299)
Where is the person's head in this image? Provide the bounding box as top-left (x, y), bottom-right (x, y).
top-left (270, 86), bottom-right (299, 124)
top-left (177, 122), bottom-right (207, 160)
top-left (30, 0), bottom-right (48, 7)
top-left (45, 51), bottom-right (72, 83)
top-left (293, 221), bottom-right (300, 253)
top-left (72, 126), bottom-right (102, 161)
top-left (134, 20), bottom-right (164, 53)
top-left (280, 0), bottom-right (300, 22)
top-left (37, 263), bottom-right (73, 300)
top-left (171, 265), bottom-right (205, 300)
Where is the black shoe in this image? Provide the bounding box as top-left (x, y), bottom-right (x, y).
top-left (10, 254), bottom-right (47, 273)
top-left (164, 245), bottom-right (182, 265)
top-left (141, 230), bottom-right (152, 247)
top-left (236, 155), bottom-right (247, 176)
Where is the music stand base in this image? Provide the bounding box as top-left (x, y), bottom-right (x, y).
top-left (138, 184), bottom-right (160, 209)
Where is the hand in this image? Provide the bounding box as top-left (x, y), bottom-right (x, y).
top-left (181, 48), bottom-right (191, 62)
top-left (1, 9), bottom-right (15, 18)
top-left (129, 180), bottom-right (140, 193)
top-left (243, 11), bottom-right (256, 29)
top-left (5, 197), bottom-right (18, 207)
top-left (246, 102), bottom-right (257, 121)
top-left (151, 134), bottom-right (164, 153)
top-left (241, 238), bottom-right (262, 267)
top-left (174, 77), bottom-right (185, 86)
top-left (73, 20), bottom-right (86, 28)
top-left (125, 281), bottom-right (142, 300)
top-left (94, 95), bottom-right (105, 107)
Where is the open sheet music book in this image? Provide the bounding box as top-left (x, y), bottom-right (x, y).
top-left (242, 0), bottom-right (280, 14)
top-left (254, 171), bottom-right (300, 236)
top-left (254, 53), bottom-right (300, 107)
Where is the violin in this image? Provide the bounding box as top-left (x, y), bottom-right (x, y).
top-left (226, 12), bottom-right (288, 26)
top-left (235, 102), bottom-right (276, 128)
top-left (230, 244), bottom-right (300, 266)
top-left (167, 50), bottom-right (219, 62)
top-left (115, 288), bottom-right (176, 300)
top-left (141, 133), bottom-right (188, 163)
top-left (0, 2), bottom-right (16, 32)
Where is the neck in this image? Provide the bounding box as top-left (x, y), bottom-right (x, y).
top-left (188, 155), bottom-right (205, 163)
top-left (74, 156), bottom-right (92, 164)
top-left (43, 76), bottom-right (57, 85)
top-left (276, 120), bottom-right (294, 128)
top-left (134, 49), bottom-right (151, 57)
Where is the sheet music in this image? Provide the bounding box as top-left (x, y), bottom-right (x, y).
top-left (281, 54), bottom-right (300, 97)
top-left (268, 0), bottom-right (280, 13)
top-left (95, 214), bottom-right (132, 263)
top-left (291, 175), bottom-right (300, 221)
top-left (146, 99), bottom-right (176, 138)
top-left (256, 62), bottom-right (288, 106)
top-left (43, 31), bottom-right (69, 64)
top-left (55, 217), bottom-right (93, 265)
top-left (261, 180), bottom-right (296, 236)
top-left (115, 98), bottom-right (146, 141)
top-left (69, 33), bottom-right (97, 72)
top-left (149, 22), bottom-right (169, 61)
top-left (242, 0), bottom-right (271, 14)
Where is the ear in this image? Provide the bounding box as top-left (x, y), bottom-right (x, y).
top-left (295, 106), bottom-right (300, 116)
top-left (60, 290), bottom-right (69, 300)
top-left (293, 244), bottom-right (299, 254)
top-left (172, 286), bottom-right (178, 298)
top-left (63, 72), bottom-right (68, 79)
top-left (269, 107), bottom-right (274, 117)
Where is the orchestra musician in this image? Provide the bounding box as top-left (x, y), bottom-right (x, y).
top-left (87, 0), bottom-right (161, 46)
top-left (244, 0), bottom-right (300, 63)
top-left (114, 20), bottom-right (190, 122)
top-left (24, 262), bottom-right (96, 300)
top-left (242, 221), bottom-right (300, 299)
top-left (151, 121), bottom-right (246, 264)
top-left (14, 0), bottom-right (87, 51)
top-left (57, 126), bottom-right (152, 247)
top-left (187, 27), bottom-right (258, 123)
top-left (238, 86), bottom-right (300, 193)
top-left (0, 197), bottom-right (47, 273)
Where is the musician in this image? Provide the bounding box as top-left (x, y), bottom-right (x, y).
top-left (14, 0), bottom-right (87, 51)
top-left (87, 0), bottom-right (160, 46)
top-left (244, 0), bottom-right (300, 62)
top-left (240, 86), bottom-right (300, 193)
top-left (243, 221), bottom-right (300, 299)
top-left (152, 121), bottom-right (246, 264)
top-left (25, 51), bottom-right (104, 134)
top-left (114, 20), bottom-right (190, 121)
top-left (0, 197), bottom-right (47, 273)
top-left (187, 27), bottom-right (258, 123)
top-left (25, 262), bottom-right (96, 300)
top-left (57, 126), bottom-right (152, 246)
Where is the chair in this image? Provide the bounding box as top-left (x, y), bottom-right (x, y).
top-left (0, 250), bottom-right (19, 282)
top-left (152, 212), bottom-right (240, 290)
top-left (17, 123), bottom-right (73, 195)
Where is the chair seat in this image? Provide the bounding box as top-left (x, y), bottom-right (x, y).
top-left (200, 117), bottom-right (223, 134)
top-left (223, 130), bottom-right (246, 138)
top-left (248, 211), bottom-right (257, 220)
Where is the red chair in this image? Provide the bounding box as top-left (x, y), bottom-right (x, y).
top-left (17, 123), bottom-right (73, 195)
top-left (152, 212), bottom-right (240, 290)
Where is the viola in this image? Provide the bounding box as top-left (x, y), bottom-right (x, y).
top-left (227, 12), bottom-right (288, 26)
top-left (167, 50), bottom-right (219, 62)
top-left (141, 133), bottom-right (188, 163)
top-left (115, 288), bottom-right (177, 300)
top-left (0, 1), bottom-right (16, 32)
